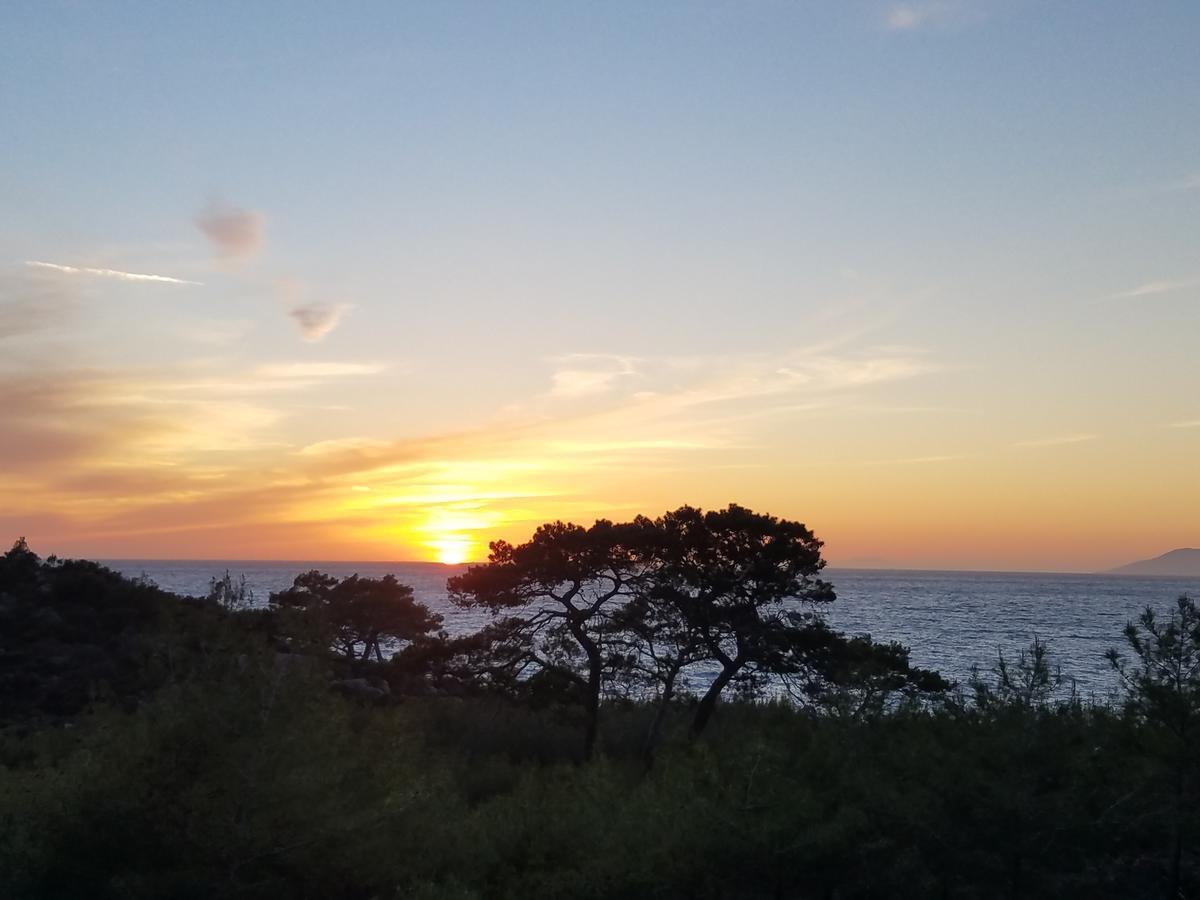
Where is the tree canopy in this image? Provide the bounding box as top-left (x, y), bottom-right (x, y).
top-left (270, 571), bottom-right (442, 661)
top-left (449, 505), bottom-right (936, 756)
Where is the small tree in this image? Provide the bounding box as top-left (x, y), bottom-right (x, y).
top-left (207, 570), bottom-right (255, 612)
top-left (1107, 595), bottom-right (1200, 899)
top-left (607, 583), bottom-right (708, 762)
top-left (777, 619), bottom-right (948, 718)
top-left (269, 571), bottom-right (441, 662)
top-left (448, 519), bottom-right (651, 760)
top-left (647, 504), bottom-right (836, 737)
top-left (0, 537), bottom-right (41, 593)
top-left (971, 637), bottom-right (1068, 713)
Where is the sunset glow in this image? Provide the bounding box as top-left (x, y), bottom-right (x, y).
top-left (1, 4), bottom-right (1197, 571)
top-left (430, 538), bottom-right (473, 567)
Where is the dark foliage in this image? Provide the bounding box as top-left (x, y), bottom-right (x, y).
top-left (448, 518), bottom-right (652, 759)
top-left (449, 506), bottom-right (935, 760)
top-left (2, 536), bottom-right (1199, 899)
top-left (270, 570), bottom-right (443, 661)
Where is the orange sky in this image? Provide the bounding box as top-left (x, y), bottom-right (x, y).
top-left (3, 341), bottom-right (1196, 571)
top-left (3, 4), bottom-right (1198, 571)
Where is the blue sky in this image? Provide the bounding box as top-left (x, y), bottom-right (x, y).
top-left (1, 1), bottom-right (1198, 568)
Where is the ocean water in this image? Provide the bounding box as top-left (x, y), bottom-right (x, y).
top-left (106, 560), bottom-right (1200, 696)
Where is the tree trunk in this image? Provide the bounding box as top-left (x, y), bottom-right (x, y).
top-left (1169, 762), bottom-right (1184, 900)
top-left (643, 666), bottom-right (680, 767)
top-left (1168, 829), bottom-right (1181, 900)
top-left (568, 619), bottom-right (604, 762)
top-left (583, 659), bottom-right (602, 761)
top-left (361, 632), bottom-right (378, 661)
top-left (691, 662), bottom-right (738, 737)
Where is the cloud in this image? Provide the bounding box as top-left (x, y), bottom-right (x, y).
top-left (1170, 419), bottom-right (1200, 429)
top-left (297, 437), bottom-right (391, 457)
top-left (288, 303), bottom-right (351, 342)
top-left (863, 454), bottom-right (966, 466)
top-left (542, 348), bottom-right (938, 411)
top-left (549, 354), bottom-right (637, 398)
top-left (2, 338), bottom-right (945, 559)
top-left (0, 354), bottom-right (398, 476)
top-left (254, 361), bottom-right (385, 379)
top-left (195, 202), bottom-right (265, 258)
top-left (544, 439), bottom-right (718, 454)
top-left (1014, 433), bottom-right (1098, 449)
top-left (1109, 278), bottom-right (1199, 300)
top-left (0, 371), bottom-right (183, 471)
top-left (1121, 172), bottom-right (1200, 200)
top-left (25, 260), bottom-right (202, 285)
top-left (776, 355), bottom-right (935, 388)
top-left (885, 1), bottom-right (981, 31)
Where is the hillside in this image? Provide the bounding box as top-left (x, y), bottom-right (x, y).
top-left (1109, 548), bottom-right (1200, 577)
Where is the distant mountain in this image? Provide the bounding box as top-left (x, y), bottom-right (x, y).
top-left (1109, 549), bottom-right (1200, 577)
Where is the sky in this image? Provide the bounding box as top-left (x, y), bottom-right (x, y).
top-left (1, 1), bottom-right (1197, 571)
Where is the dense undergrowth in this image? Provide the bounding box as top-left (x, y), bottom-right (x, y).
top-left (1, 539), bottom-right (1198, 899)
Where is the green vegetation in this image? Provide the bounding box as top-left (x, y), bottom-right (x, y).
top-left (1, 511), bottom-right (1199, 899)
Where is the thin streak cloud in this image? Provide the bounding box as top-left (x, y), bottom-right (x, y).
top-left (863, 454), bottom-right (966, 466)
top-left (25, 260), bottom-right (202, 286)
top-left (254, 362), bottom-right (386, 379)
top-left (1014, 433), bottom-right (1098, 449)
top-left (1109, 278), bottom-right (1199, 299)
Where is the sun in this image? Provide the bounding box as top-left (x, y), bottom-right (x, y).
top-left (429, 536), bottom-right (472, 566)
top-left (417, 506), bottom-right (493, 565)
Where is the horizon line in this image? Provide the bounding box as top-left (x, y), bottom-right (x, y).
top-left (83, 557), bottom-right (1200, 579)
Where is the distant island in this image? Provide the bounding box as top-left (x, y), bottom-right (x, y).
top-left (1109, 548), bottom-right (1200, 577)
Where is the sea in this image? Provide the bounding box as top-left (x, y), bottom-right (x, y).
top-left (105, 560), bottom-right (1200, 698)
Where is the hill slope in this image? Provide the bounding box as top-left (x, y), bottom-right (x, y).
top-left (1109, 548), bottom-right (1200, 577)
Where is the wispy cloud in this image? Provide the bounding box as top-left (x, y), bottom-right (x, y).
top-left (25, 260), bottom-right (202, 285)
top-left (297, 437), bottom-right (392, 457)
top-left (544, 438), bottom-right (719, 454)
top-left (1169, 419), bottom-right (1200, 429)
top-left (885, 1), bottom-right (979, 31)
top-left (863, 454), bottom-right (966, 466)
top-left (3, 338), bottom-right (946, 559)
top-left (1014, 433), bottom-right (1098, 449)
top-left (540, 348), bottom-right (940, 416)
top-left (288, 303), bottom-right (351, 342)
top-left (1109, 278), bottom-right (1200, 300)
top-left (254, 361), bottom-right (386, 379)
top-left (1118, 172), bottom-right (1200, 200)
top-left (549, 354), bottom-right (637, 398)
top-left (195, 201), bottom-right (265, 258)
top-left (776, 355), bottom-right (934, 388)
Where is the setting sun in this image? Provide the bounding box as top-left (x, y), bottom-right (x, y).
top-left (413, 507), bottom-right (497, 565)
top-left (429, 536), bottom-right (473, 566)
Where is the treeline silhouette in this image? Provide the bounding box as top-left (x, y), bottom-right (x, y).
top-left (1, 505), bottom-right (1198, 899)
